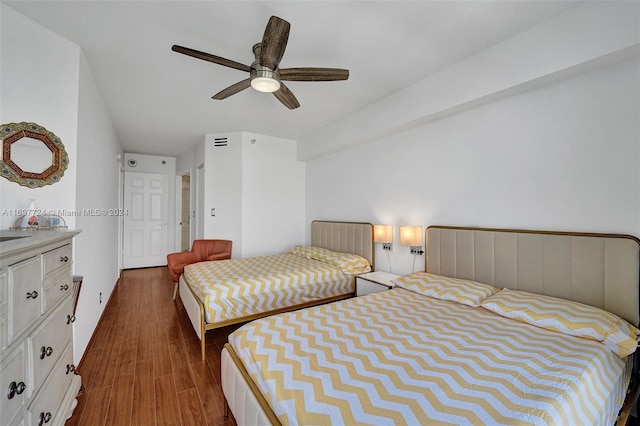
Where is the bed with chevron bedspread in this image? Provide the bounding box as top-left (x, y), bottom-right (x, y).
top-left (179, 221), bottom-right (375, 361)
top-left (183, 252), bottom-right (354, 324)
top-left (227, 287), bottom-right (632, 425)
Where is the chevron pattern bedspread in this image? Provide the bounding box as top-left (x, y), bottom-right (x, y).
top-left (229, 287), bottom-right (631, 425)
top-left (183, 254), bottom-right (353, 323)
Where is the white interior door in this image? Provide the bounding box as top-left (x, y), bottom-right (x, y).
top-left (195, 164), bottom-right (205, 240)
top-left (123, 172), bottom-right (169, 268)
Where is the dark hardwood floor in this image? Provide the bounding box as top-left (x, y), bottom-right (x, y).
top-left (66, 267), bottom-right (240, 426)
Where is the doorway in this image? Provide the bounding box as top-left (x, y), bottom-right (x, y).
top-left (122, 172), bottom-right (169, 268)
top-left (180, 175), bottom-right (190, 251)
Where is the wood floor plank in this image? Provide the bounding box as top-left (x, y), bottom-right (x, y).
top-left (105, 375), bottom-right (134, 425)
top-left (206, 342), bottom-right (223, 387)
top-left (177, 388), bottom-right (206, 425)
top-left (131, 358), bottom-right (155, 425)
top-left (189, 359), bottom-right (229, 426)
top-left (77, 385), bottom-right (111, 426)
top-left (182, 337), bottom-right (205, 364)
top-left (154, 375), bottom-right (181, 426)
top-left (153, 339), bottom-right (173, 378)
top-left (91, 324), bottom-right (125, 389)
top-left (115, 343), bottom-right (137, 379)
top-left (76, 348), bottom-right (103, 392)
top-left (168, 329), bottom-right (196, 393)
top-left (119, 317), bottom-right (140, 347)
top-left (137, 322), bottom-right (155, 362)
top-left (64, 389), bottom-right (86, 426)
top-left (87, 317), bottom-right (114, 350)
top-left (66, 267), bottom-right (237, 426)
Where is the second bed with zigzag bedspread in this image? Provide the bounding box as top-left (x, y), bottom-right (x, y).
top-left (183, 249), bottom-right (363, 324)
top-left (227, 285), bottom-right (633, 425)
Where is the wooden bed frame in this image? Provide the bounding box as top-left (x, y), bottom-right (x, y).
top-left (221, 225), bottom-right (640, 425)
top-left (178, 220), bottom-right (374, 360)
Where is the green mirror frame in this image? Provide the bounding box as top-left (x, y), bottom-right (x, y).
top-left (0, 122), bottom-right (69, 188)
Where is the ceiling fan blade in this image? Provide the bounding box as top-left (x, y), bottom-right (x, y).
top-left (172, 45), bottom-right (251, 73)
top-left (212, 79), bottom-right (251, 100)
top-left (280, 68), bottom-right (350, 81)
top-left (260, 16), bottom-right (290, 70)
top-left (273, 83), bottom-right (300, 110)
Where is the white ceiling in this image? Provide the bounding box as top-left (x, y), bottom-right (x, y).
top-left (5, 1), bottom-right (577, 157)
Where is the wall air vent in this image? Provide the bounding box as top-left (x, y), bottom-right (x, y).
top-left (213, 137), bottom-right (228, 147)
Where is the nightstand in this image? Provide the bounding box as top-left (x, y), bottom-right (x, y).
top-left (356, 271), bottom-right (400, 296)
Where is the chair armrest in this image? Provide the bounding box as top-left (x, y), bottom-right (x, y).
top-left (168, 251), bottom-right (198, 265)
top-left (206, 252), bottom-right (232, 261)
top-left (167, 251), bottom-right (198, 282)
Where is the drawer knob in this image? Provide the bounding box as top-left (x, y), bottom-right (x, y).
top-left (66, 364), bottom-right (76, 374)
top-left (60, 256), bottom-right (69, 262)
top-left (60, 284), bottom-right (69, 291)
top-left (7, 381), bottom-right (26, 399)
top-left (26, 290), bottom-right (39, 299)
top-left (39, 411), bottom-right (52, 426)
top-left (66, 314), bottom-right (76, 324)
top-left (40, 346), bottom-right (54, 359)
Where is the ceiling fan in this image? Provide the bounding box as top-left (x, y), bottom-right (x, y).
top-left (172, 16), bottom-right (349, 110)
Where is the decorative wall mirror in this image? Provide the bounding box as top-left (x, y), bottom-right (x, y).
top-left (0, 122), bottom-right (69, 188)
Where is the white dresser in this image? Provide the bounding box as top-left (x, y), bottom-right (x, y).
top-left (0, 230), bottom-right (81, 426)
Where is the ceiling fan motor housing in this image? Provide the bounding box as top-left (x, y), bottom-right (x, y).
top-left (250, 43), bottom-right (280, 92)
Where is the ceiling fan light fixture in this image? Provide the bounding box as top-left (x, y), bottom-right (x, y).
top-left (172, 17), bottom-right (348, 108)
top-left (251, 76), bottom-right (280, 93)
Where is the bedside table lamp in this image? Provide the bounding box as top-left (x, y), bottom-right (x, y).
top-left (400, 225), bottom-right (423, 254)
top-left (374, 224), bottom-right (394, 273)
top-left (374, 224), bottom-right (393, 251)
top-left (401, 225), bottom-right (424, 273)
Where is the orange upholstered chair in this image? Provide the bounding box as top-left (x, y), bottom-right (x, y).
top-left (167, 239), bottom-right (232, 299)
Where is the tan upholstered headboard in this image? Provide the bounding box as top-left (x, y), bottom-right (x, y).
top-left (426, 226), bottom-right (640, 326)
top-left (311, 221), bottom-right (374, 270)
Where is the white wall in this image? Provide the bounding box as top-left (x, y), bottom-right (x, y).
top-left (203, 133), bottom-right (243, 256)
top-left (298, 1), bottom-right (640, 161)
top-left (0, 4), bottom-right (79, 229)
top-left (74, 53), bottom-right (123, 362)
top-left (1, 5), bottom-right (124, 364)
top-left (306, 56), bottom-right (640, 276)
top-left (304, 2), bottom-right (639, 276)
top-left (241, 132), bottom-right (305, 257)
top-left (188, 132), bottom-right (305, 258)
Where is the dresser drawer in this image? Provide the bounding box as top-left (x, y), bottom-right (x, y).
top-left (0, 315), bottom-right (6, 355)
top-left (8, 257), bottom-right (41, 345)
top-left (0, 269), bottom-right (6, 306)
top-left (1, 343), bottom-right (27, 426)
top-left (27, 343), bottom-right (74, 426)
top-left (43, 266), bottom-right (72, 313)
top-left (29, 297), bottom-right (73, 392)
top-left (41, 245), bottom-right (72, 278)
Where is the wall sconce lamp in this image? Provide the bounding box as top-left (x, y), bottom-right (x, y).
top-left (374, 224), bottom-right (393, 251)
top-left (400, 226), bottom-right (424, 255)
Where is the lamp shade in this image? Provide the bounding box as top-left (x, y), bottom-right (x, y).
top-left (400, 226), bottom-right (422, 246)
top-left (373, 224), bottom-right (393, 243)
